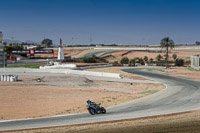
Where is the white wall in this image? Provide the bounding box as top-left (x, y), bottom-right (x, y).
top-left (39, 68), bottom-right (120, 78)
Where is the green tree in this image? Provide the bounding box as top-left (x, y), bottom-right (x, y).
top-left (120, 57), bottom-right (129, 64)
top-left (4, 45), bottom-right (24, 54)
top-left (160, 37), bottom-right (175, 68)
top-left (172, 54), bottom-right (177, 60)
top-left (156, 54), bottom-right (163, 62)
top-left (175, 58), bottom-right (184, 66)
top-left (144, 56), bottom-right (148, 62)
top-left (42, 38), bottom-right (53, 47)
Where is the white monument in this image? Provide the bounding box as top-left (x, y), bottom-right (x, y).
top-left (191, 55), bottom-right (200, 70)
top-left (57, 38), bottom-right (64, 60)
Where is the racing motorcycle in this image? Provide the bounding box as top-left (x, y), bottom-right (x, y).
top-left (86, 99), bottom-right (106, 115)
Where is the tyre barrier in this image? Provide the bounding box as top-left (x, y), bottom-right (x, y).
top-left (0, 75), bottom-right (18, 82)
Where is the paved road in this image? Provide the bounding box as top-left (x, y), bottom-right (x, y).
top-left (1, 68), bottom-right (200, 131)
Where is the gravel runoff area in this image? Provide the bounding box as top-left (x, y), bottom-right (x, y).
top-left (0, 71), bottom-right (164, 120)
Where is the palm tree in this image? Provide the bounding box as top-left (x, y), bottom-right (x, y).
top-left (160, 37), bottom-right (175, 68)
top-left (150, 58), bottom-right (154, 63)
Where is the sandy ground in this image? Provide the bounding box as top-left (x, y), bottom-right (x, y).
top-left (0, 74), bottom-right (164, 120)
top-left (8, 110), bottom-right (200, 133)
top-left (152, 67), bottom-right (200, 81)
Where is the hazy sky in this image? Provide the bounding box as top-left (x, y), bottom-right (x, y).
top-left (0, 0), bottom-right (200, 45)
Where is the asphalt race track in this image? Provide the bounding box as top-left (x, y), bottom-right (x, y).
top-left (1, 68), bottom-right (200, 131)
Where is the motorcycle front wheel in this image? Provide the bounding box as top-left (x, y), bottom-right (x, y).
top-left (101, 107), bottom-right (106, 114)
top-left (89, 108), bottom-right (95, 115)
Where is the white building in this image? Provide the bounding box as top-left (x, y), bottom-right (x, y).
top-left (191, 55), bottom-right (200, 70)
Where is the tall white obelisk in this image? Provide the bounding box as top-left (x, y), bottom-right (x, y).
top-left (57, 38), bottom-right (64, 60)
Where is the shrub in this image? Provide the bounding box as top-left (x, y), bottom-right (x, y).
top-left (113, 61), bottom-right (119, 64)
top-left (82, 57), bottom-right (97, 63)
top-left (172, 54), bottom-right (177, 60)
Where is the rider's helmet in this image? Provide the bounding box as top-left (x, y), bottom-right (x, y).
top-left (86, 99), bottom-right (90, 104)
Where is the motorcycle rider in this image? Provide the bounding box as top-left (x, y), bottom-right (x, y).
top-left (87, 99), bottom-right (100, 110)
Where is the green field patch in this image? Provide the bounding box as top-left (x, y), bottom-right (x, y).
top-left (7, 64), bottom-right (40, 69)
top-left (187, 67), bottom-right (198, 71)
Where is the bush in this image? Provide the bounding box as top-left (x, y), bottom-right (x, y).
top-left (120, 57), bottom-right (129, 64)
top-left (172, 54), bottom-right (177, 60)
top-left (83, 57), bottom-right (97, 63)
top-left (175, 58), bottom-right (184, 66)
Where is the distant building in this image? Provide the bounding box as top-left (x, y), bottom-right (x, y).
top-left (0, 31), bottom-right (7, 67)
top-left (191, 55), bottom-right (200, 70)
top-left (95, 44), bottom-right (104, 47)
top-left (23, 44), bottom-right (37, 50)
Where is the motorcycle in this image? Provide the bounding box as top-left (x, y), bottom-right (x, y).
top-left (86, 100), bottom-right (106, 115)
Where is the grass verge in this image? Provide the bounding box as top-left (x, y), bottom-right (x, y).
top-left (139, 90), bottom-right (158, 94)
top-left (186, 67), bottom-right (198, 71)
top-left (7, 64), bottom-right (41, 69)
top-left (147, 69), bottom-right (164, 72)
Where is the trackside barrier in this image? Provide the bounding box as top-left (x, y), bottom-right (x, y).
top-left (39, 68), bottom-right (120, 78)
top-left (40, 64), bottom-right (77, 69)
top-left (79, 64), bottom-right (113, 70)
top-left (0, 75), bottom-right (18, 82)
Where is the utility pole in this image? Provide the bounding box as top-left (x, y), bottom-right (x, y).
top-left (72, 37), bottom-right (74, 45)
top-left (11, 37), bottom-right (14, 46)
